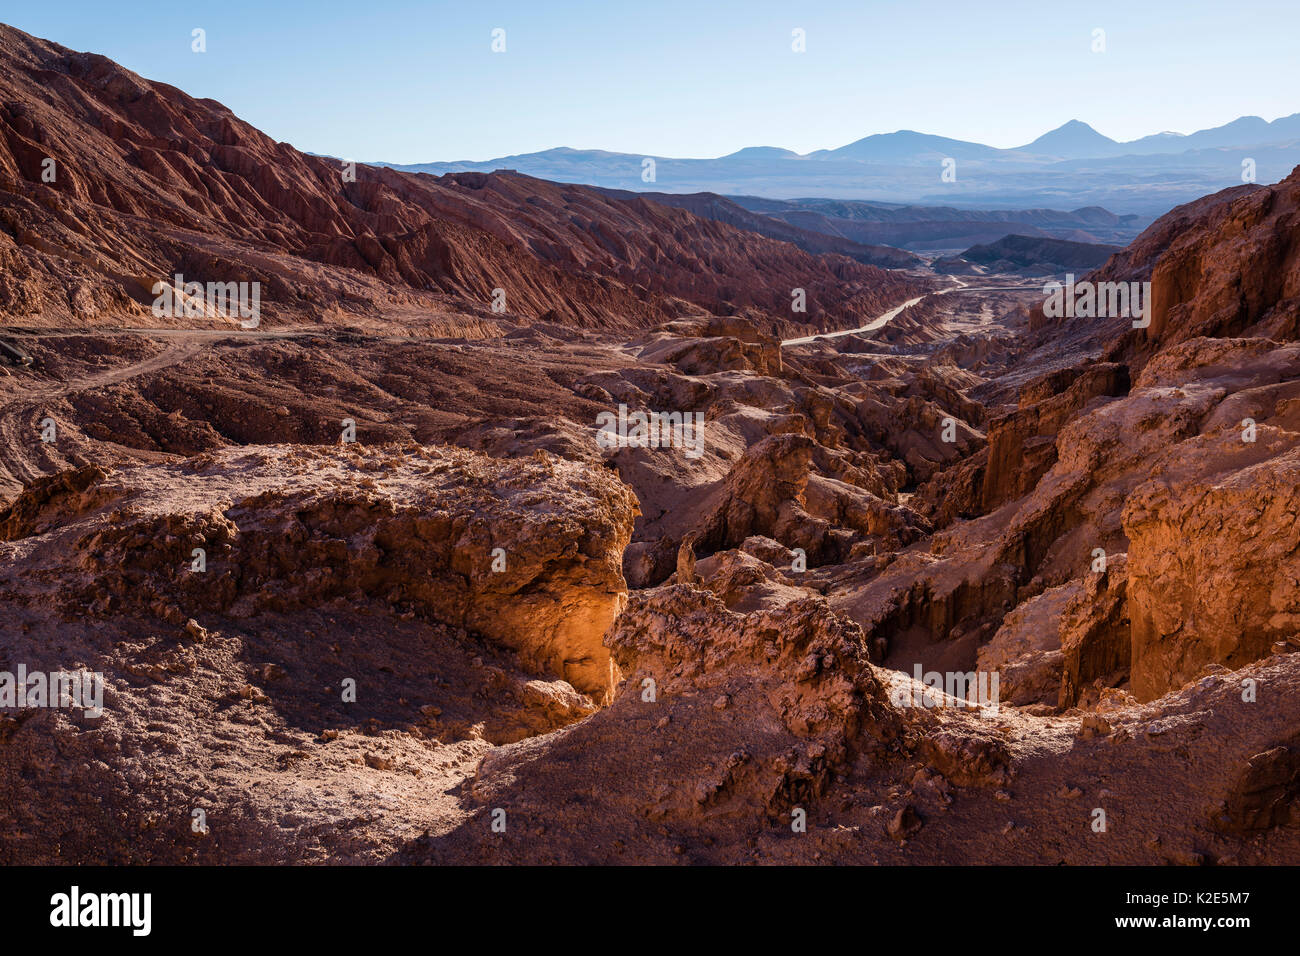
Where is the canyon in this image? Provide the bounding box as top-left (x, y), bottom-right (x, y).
top-left (1, 22), bottom-right (1299, 865)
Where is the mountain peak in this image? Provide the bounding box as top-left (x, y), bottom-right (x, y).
top-left (1018, 120), bottom-right (1118, 157)
top-left (722, 146), bottom-right (801, 160)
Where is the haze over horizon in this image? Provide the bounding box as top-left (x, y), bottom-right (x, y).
top-left (401, 114), bottom-right (1300, 165)
top-left (5, 0), bottom-right (1300, 164)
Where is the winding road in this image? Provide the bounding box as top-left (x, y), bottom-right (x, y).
top-left (781, 279), bottom-right (1040, 347)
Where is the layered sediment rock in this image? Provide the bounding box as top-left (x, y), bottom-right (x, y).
top-left (1125, 439), bottom-right (1300, 700)
top-left (981, 361), bottom-right (1130, 511)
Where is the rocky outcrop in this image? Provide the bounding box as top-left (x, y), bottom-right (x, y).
top-left (1123, 172), bottom-right (1300, 355)
top-left (0, 463), bottom-right (109, 539)
top-left (855, 391), bottom-right (984, 485)
top-left (1025, 171), bottom-right (1299, 374)
top-left (1124, 438), bottom-right (1300, 701)
top-left (0, 443), bottom-right (653, 863)
top-left (1214, 738), bottom-right (1300, 833)
top-left (2, 445), bottom-right (639, 700)
top-left (705, 434), bottom-right (817, 548)
top-left (690, 433), bottom-right (925, 567)
top-left (637, 316), bottom-right (783, 375)
top-left (981, 361), bottom-right (1129, 511)
top-left (1058, 554), bottom-right (1130, 707)
top-left (693, 546), bottom-right (817, 614)
top-left (976, 582), bottom-right (1074, 706)
top-left (449, 585), bottom-right (905, 859)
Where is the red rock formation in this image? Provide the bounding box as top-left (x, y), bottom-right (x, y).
top-left (1057, 554), bottom-right (1130, 707)
top-left (1125, 436), bottom-right (1300, 701)
top-left (0, 24), bottom-right (926, 332)
top-left (981, 361), bottom-right (1130, 511)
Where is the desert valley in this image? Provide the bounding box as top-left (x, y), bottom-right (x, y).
top-left (0, 18), bottom-right (1299, 872)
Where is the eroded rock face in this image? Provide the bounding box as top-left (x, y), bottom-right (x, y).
top-left (856, 391), bottom-right (984, 485)
top-left (707, 433), bottom-right (817, 547)
top-left (1139, 173), bottom-right (1300, 351)
top-left (2, 444), bottom-right (639, 700)
top-left (691, 433), bottom-right (927, 569)
top-left (1058, 554), bottom-right (1130, 707)
top-left (982, 362), bottom-right (1130, 511)
top-left (0, 463), bottom-right (110, 539)
top-left (0, 442), bottom-right (650, 863)
top-left (1125, 439), bottom-right (1300, 701)
top-left (859, 321), bottom-right (1300, 699)
top-left (636, 316), bottom-right (783, 376)
top-left (917, 730), bottom-right (1011, 788)
top-left (607, 587), bottom-right (900, 770)
top-left (441, 585), bottom-right (906, 862)
top-left (976, 582), bottom-right (1073, 706)
top-left (692, 547), bottom-right (816, 614)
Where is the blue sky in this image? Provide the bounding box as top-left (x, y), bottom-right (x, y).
top-left (6, 0), bottom-right (1297, 163)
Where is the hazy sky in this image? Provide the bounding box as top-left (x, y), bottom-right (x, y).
top-left (7, 0), bottom-right (1297, 163)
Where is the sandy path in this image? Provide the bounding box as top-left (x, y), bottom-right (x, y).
top-left (781, 279), bottom-right (1039, 346)
top-left (0, 338), bottom-right (205, 496)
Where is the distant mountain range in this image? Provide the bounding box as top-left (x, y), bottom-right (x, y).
top-left (376, 116), bottom-right (1300, 215)
top-left (934, 234), bottom-right (1123, 278)
top-left (618, 192), bottom-right (1147, 254)
top-left (724, 195), bottom-right (1144, 251)
top-left (1016, 116), bottom-right (1300, 158)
